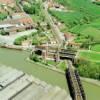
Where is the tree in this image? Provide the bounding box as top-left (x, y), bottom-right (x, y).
top-left (23, 3), bottom-right (40, 14)
top-left (14, 35), bottom-right (27, 45)
top-left (75, 58), bottom-right (100, 80)
top-left (32, 38), bottom-right (40, 45)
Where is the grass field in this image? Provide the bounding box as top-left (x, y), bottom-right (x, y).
top-left (71, 26), bottom-right (100, 42)
top-left (50, 10), bottom-right (84, 28)
top-left (52, 0), bottom-right (100, 35)
top-left (81, 27), bottom-right (100, 41)
top-left (70, 17), bottom-right (100, 33)
top-left (79, 51), bottom-right (100, 61)
top-left (91, 44), bottom-right (100, 52)
top-left (55, 0), bottom-right (100, 17)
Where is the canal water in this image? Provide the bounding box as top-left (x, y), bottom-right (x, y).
top-left (0, 48), bottom-right (68, 89)
top-left (0, 48), bottom-right (100, 100)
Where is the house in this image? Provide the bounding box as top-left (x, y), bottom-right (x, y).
top-left (0, 12), bottom-right (36, 35)
top-left (0, 0), bottom-right (15, 7)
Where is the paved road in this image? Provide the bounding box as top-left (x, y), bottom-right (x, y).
top-left (0, 29), bottom-right (37, 45)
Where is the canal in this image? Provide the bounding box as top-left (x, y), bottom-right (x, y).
top-left (0, 48), bottom-right (100, 100)
top-left (0, 48), bottom-right (68, 89)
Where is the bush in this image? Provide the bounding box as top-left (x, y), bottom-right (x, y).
top-left (32, 38), bottom-right (40, 45)
top-left (0, 13), bottom-right (7, 20)
top-left (14, 35), bottom-right (27, 45)
top-left (30, 54), bottom-right (40, 62)
top-left (0, 30), bottom-right (9, 35)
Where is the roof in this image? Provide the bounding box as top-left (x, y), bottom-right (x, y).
top-left (0, 15), bottom-right (34, 25)
top-left (0, 0), bottom-right (14, 4)
top-left (12, 12), bottom-right (29, 19)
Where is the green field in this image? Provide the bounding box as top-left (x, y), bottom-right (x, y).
top-left (51, 0), bottom-right (100, 37)
top-left (79, 51), bottom-right (100, 61)
top-left (81, 27), bottom-right (100, 41)
top-left (55, 0), bottom-right (100, 17)
top-left (91, 44), bottom-right (100, 52)
top-left (50, 10), bottom-right (84, 28)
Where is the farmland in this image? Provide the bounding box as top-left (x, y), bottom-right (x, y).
top-left (91, 44), bottom-right (100, 52)
top-left (79, 51), bottom-right (100, 61)
top-left (50, 0), bottom-right (100, 43)
top-left (50, 11), bottom-right (85, 28)
top-left (49, 0), bottom-right (100, 81)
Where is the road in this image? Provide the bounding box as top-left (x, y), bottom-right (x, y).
top-left (39, 0), bottom-right (64, 45)
top-left (0, 29), bottom-right (37, 45)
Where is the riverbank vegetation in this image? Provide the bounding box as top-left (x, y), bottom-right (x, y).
top-left (30, 52), bottom-right (66, 71)
top-left (79, 51), bottom-right (100, 61)
top-left (75, 58), bottom-right (100, 80)
top-left (75, 51), bottom-right (100, 80)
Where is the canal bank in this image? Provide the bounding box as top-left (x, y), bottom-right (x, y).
top-left (0, 48), bottom-right (100, 100)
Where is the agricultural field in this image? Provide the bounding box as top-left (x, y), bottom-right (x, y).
top-left (50, 11), bottom-right (85, 28)
top-left (71, 26), bottom-right (100, 41)
top-left (91, 44), bottom-right (100, 52)
top-left (70, 18), bottom-right (100, 34)
top-left (55, 0), bottom-right (100, 16)
top-left (79, 51), bottom-right (100, 62)
top-left (51, 0), bottom-right (100, 40)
